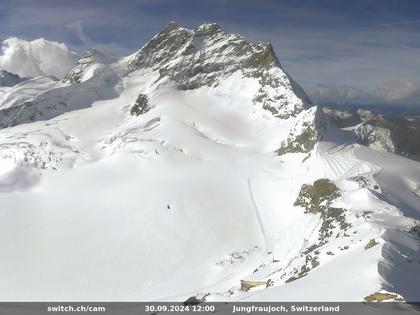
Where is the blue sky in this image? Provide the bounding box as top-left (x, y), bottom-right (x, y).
top-left (1, 0), bottom-right (420, 105)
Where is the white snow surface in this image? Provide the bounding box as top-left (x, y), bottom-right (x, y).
top-left (0, 23), bottom-right (419, 302)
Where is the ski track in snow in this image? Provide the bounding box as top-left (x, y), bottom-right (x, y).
top-left (247, 178), bottom-right (271, 249)
top-left (318, 143), bottom-right (381, 185)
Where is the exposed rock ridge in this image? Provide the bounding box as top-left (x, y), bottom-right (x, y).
top-left (0, 70), bottom-right (24, 87)
top-left (128, 22), bottom-right (312, 119)
top-left (62, 48), bottom-right (108, 83)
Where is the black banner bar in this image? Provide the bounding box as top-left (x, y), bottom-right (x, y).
top-left (0, 302), bottom-right (418, 315)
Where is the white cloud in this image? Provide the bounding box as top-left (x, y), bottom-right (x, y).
top-left (0, 37), bottom-right (77, 78)
top-left (66, 20), bottom-right (89, 44)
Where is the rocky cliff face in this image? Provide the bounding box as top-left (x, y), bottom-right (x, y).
top-left (277, 106), bottom-right (329, 154)
top-left (353, 122), bottom-right (396, 153)
top-left (62, 48), bottom-right (109, 84)
top-left (128, 22), bottom-right (312, 119)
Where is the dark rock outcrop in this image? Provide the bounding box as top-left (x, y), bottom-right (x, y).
top-left (130, 94), bottom-right (149, 116)
top-left (0, 70), bottom-right (24, 87)
top-left (294, 179), bottom-right (341, 213)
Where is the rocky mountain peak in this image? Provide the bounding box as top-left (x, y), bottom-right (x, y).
top-left (62, 48), bottom-right (108, 84)
top-left (0, 70), bottom-right (23, 87)
top-left (166, 21), bottom-right (180, 31)
top-left (128, 22), bottom-right (311, 118)
top-left (194, 22), bottom-right (222, 36)
top-left (82, 48), bottom-right (106, 61)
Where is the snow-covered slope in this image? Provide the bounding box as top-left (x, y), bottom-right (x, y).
top-left (0, 22), bottom-right (419, 303)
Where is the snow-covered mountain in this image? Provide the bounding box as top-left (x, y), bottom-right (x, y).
top-left (324, 107), bottom-right (420, 161)
top-left (0, 22), bottom-right (419, 303)
top-left (0, 70), bottom-right (24, 87)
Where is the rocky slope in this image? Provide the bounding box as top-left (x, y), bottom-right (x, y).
top-left (324, 107), bottom-right (420, 161)
top-left (0, 70), bottom-right (24, 87)
top-left (128, 22), bottom-right (312, 119)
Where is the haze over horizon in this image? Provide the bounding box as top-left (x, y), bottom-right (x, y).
top-left (1, 0), bottom-right (419, 106)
